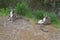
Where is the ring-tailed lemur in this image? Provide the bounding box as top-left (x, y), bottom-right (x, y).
top-left (37, 13), bottom-right (49, 32)
top-left (8, 9), bottom-right (16, 22)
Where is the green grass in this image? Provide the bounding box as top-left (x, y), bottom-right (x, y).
top-left (0, 8), bottom-right (10, 16)
top-left (52, 21), bottom-right (60, 28)
top-left (0, 12), bottom-right (9, 16)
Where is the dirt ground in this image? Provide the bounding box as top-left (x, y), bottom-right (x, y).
top-left (0, 16), bottom-right (60, 40)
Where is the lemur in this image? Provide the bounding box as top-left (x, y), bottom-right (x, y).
top-left (37, 14), bottom-right (51, 32)
top-left (8, 9), bottom-right (16, 22)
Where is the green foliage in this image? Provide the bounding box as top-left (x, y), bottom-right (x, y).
top-left (15, 3), bottom-right (30, 16)
top-left (52, 20), bottom-right (60, 28)
top-left (34, 10), bottom-right (46, 19)
top-left (0, 8), bottom-right (10, 16)
top-left (44, 0), bottom-right (48, 3)
top-left (25, 12), bottom-right (33, 18)
top-left (15, 3), bottom-right (33, 18)
top-left (48, 12), bottom-right (57, 22)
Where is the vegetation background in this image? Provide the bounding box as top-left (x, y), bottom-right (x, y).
top-left (0, 0), bottom-right (60, 28)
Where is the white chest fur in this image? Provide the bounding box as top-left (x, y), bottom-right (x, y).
top-left (10, 11), bottom-right (13, 17)
top-left (38, 17), bottom-right (46, 24)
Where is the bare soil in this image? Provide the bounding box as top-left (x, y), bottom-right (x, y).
top-left (0, 16), bottom-right (60, 40)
